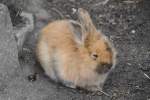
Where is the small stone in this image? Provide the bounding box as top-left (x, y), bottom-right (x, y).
top-left (109, 19), bottom-right (116, 25)
top-left (135, 85), bottom-right (139, 88)
top-left (127, 63), bottom-right (132, 66)
top-left (131, 30), bottom-right (136, 34)
top-left (72, 8), bottom-right (77, 14)
top-left (27, 73), bottom-right (37, 82)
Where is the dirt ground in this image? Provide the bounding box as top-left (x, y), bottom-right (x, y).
top-left (0, 0), bottom-right (150, 100)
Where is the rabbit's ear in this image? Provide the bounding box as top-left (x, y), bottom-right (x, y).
top-left (78, 8), bottom-right (100, 47)
top-left (69, 20), bottom-right (83, 45)
top-left (78, 8), bottom-right (97, 34)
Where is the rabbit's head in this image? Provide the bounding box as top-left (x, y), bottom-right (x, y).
top-left (77, 8), bottom-right (116, 74)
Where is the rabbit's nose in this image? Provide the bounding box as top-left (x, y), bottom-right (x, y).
top-left (102, 63), bottom-right (112, 69)
top-left (101, 63), bottom-right (112, 73)
top-left (95, 63), bottom-right (113, 74)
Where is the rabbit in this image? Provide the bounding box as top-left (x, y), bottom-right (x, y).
top-left (36, 8), bottom-right (117, 91)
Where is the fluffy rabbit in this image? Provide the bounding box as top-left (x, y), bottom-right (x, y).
top-left (36, 8), bottom-right (116, 91)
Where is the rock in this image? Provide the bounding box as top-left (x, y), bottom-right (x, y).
top-left (22, 0), bottom-right (51, 21)
top-left (0, 4), bottom-right (19, 77)
top-left (0, 4), bottom-right (20, 99)
top-left (13, 11), bottom-right (34, 52)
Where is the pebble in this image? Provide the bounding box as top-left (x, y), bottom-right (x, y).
top-left (131, 30), bottom-right (136, 34)
top-left (72, 8), bottom-right (77, 14)
top-left (27, 73), bottom-right (37, 82)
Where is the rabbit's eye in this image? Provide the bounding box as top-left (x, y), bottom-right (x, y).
top-left (106, 47), bottom-right (111, 52)
top-left (91, 53), bottom-right (98, 60)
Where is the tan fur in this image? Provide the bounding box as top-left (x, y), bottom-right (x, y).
top-left (36, 8), bottom-right (116, 91)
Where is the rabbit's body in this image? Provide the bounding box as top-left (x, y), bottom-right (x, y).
top-left (36, 8), bottom-right (116, 91)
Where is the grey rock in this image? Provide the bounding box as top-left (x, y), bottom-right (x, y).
top-left (14, 11), bottom-right (34, 52)
top-left (0, 3), bottom-right (19, 100)
top-left (0, 3), bottom-right (19, 77)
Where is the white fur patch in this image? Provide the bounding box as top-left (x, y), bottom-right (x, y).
top-left (38, 40), bottom-right (58, 80)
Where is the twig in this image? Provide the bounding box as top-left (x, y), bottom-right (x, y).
top-left (93, 0), bottom-right (110, 7)
top-left (144, 73), bottom-right (150, 80)
top-left (15, 8), bottom-right (22, 18)
top-left (123, 0), bottom-right (142, 4)
top-left (51, 8), bottom-right (64, 19)
top-left (92, 89), bottom-right (113, 98)
top-left (140, 68), bottom-right (150, 80)
top-left (123, 0), bottom-right (135, 3)
top-left (99, 90), bottom-right (112, 97)
top-left (102, 0), bottom-right (110, 5)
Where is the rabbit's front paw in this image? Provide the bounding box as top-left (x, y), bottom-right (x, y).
top-left (62, 80), bottom-right (76, 89)
top-left (86, 85), bottom-right (101, 92)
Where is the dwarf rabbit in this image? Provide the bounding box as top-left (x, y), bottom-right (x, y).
top-left (36, 8), bottom-right (116, 91)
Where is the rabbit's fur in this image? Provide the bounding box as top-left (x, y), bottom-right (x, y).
top-left (36, 8), bottom-right (116, 91)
